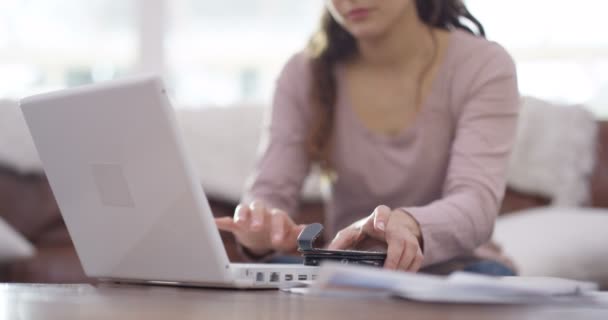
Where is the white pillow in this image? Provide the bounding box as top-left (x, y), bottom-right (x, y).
top-left (506, 97), bottom-right (597, 206)
top-left (176, 107), bottom-right (322, 203)
top-left (0, 217), bottom-right (36, 264)
top-left (0, 102), bottom-right (324, 203)
top-left (0, 99), bottom-right (43, 173)
top-left (494, 207), bottom-right (608, 288)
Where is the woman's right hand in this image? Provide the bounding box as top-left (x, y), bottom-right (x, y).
top-left (214, 201), bottom-right (306, 257)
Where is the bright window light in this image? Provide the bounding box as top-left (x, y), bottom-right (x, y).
top-left (0, 0), bottom-right (607, 117)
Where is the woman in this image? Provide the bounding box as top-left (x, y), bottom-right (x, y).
top-left (216, 0), bottom-right (519, 274)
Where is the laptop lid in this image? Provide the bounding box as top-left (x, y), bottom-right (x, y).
top-left (20, 76), bottom-right (233, 285)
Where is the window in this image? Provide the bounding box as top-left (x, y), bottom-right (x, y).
top-left (0, 0), bottom-right (137, 98)
top-left (467, 0), bottom-right (608, 117)
top-left (166, 0), bottom-right (324, 106)
top-left (1, 1), bottom-right (607, 117)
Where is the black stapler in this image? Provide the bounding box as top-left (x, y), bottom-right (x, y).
top-left (297, 223), bottom-right (387, 267)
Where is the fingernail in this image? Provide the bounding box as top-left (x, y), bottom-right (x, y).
top-left (377, 222), bottom-right (386, 231)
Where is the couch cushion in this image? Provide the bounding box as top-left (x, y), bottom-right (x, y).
top-left (500, 188), bottom-right (549, 215)
top-left (0, 166), bottom-right (62, 242)
top-left (494, 207), bottom-right (608, 288)
top-left (0, 217), bottom-right (35, 263)
top-left (6, 245), bottom-right (89, 283)
top-left (507, 98), bottom-right (597, 206)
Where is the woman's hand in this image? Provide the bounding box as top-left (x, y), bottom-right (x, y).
top-left (215, 201), bottom-right (306, 257)
top-left (328, 205), bottom-right (424, 272)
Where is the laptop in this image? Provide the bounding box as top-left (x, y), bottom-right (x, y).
top-left (20, 75), bottom-right (317, 289)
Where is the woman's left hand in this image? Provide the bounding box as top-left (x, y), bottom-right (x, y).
top-left (328, 205), bottom-right (424, 272)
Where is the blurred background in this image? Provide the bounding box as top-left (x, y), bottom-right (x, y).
top-left (1, 0), bottom-right (607, 116)
top-left (1, 0), bottom-right (607, 287)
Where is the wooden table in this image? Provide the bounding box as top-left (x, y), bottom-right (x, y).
top-left (1, 283), bottom-right (607, 320)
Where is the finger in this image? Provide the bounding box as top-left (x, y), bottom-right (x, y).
top-left (282, 215), bottom-right (306, 239)
top-left (278, 223), bottom-right (306, 253)
top-left (384, 238), bottom-right (404, 270)
top-left (215, 217), bottom-right (236, 232)
top-left (284, 223), bottom-right (306, 246)
top-left (291, 224), bottom-right (306, 239)
top-left (373, 205), bottom-right (391, 233)
top-left (397, 241), bottom-right (418, 272)
top-left (270, 209), bottom-right (288, 246)
top-left (234, 204), bottom-right (250, 227)
top-left (328, 228), bottom-right (361, 250)
top-left (408, 248), bottom-right (424, 272)
top-left (249, 201), bottom-right (266, 231)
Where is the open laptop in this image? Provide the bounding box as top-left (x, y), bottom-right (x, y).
top-left (20, 75), bottom-right (317, 289)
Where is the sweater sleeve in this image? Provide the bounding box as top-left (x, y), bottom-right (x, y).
top-left (403, 45), bottom-right (520, 267)
top-left (241, 53), bottom-right (312, 216)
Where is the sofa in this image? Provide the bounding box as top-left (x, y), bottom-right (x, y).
top-left (0, 97), bottom-right (606, 284)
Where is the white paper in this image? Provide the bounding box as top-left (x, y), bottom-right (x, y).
top-left (448, 272), bottom-right (598, 296)
top-left (281, 287), bottom-right (310, 295)
top-left (306, 263), bottom-right (599, 304)
top-left (583, 291), bottom-right (608, 304)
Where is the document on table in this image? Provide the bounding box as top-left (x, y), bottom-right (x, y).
top-left (290, 263), bottom-right (600, 304)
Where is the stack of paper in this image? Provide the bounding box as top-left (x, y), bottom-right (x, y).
top-left (293, 263), bottom-right (600, 304)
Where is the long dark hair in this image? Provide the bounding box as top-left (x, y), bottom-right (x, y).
top-left (307, 0), bottom-right (485, 168)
